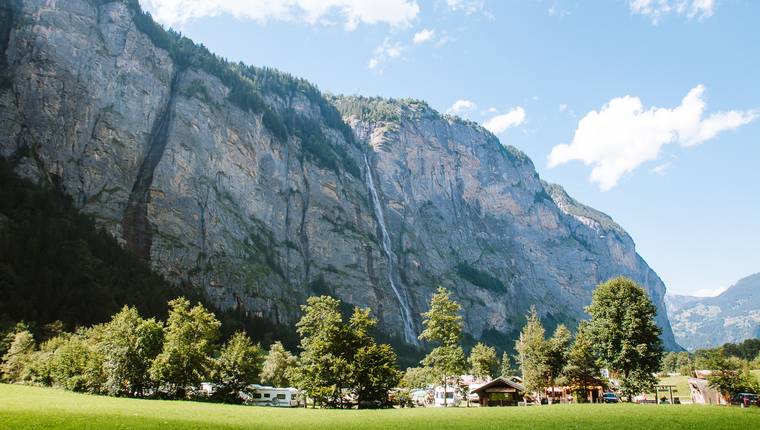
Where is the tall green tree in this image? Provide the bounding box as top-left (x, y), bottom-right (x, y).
top-left (500, 352), bottom-right (515, 378)
top-left (260, 341), bottom-right (297, 387)
top-left (660, 352), bottom-right (678, 373)
top-left (48, 327), bottom-right (107, 394)
top-left (676, 352), bottom-right (693, 376)
top-left (585, 277), bottom-right (663, 400)
top-left (213, 331), bottom-right (263, 403)
top-left (1, 329), bottom-right (35, 382)
top-left (560, 322), bottom-right (605, 403)
top-left (291, 296), bottom-right (400, 408)
top-left (352, 343), bottom-right (401, 408)
top-left (468, 342), bottom-right (499, 380)
top-left (419, 287), bottom-right (463, 347)
top-left (100, 306), bottom-right (164, 396)
top-left (149, 298), bottom-right (220, 398)
top-left (515, 306), bottom-right (549, 403)
top-left (400, 366), bottom-right (436, 389)
top-left (546, 324), bottom-right (572, 403)
top-left (346, 307), bottom-right (400, 408)
top-left (290, 296), bottom-right (348, 407)
top-left (419, 287), bottom-right (467, 406)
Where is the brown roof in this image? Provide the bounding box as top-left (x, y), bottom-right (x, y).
top-left (470, 377), bottom-right (526, 394)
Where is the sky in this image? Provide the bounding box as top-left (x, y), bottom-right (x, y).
top-left (139, 0), bottom-right (759, 297)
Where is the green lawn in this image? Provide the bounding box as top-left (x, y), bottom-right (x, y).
top-left (657, 374), bottom-right (691, 401)
top-left (1, 384), bottom-right (759, 430)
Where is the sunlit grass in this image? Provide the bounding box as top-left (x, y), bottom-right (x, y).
top-left (2, 384), bottom-right (759, 429)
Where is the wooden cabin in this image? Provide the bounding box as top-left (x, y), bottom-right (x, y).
top-left (470, 377), bottom-right (526, 407)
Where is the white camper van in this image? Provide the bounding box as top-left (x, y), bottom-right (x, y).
top-left (245, 385), bottom-right (300, 407)
top-left (433, 386), bottom-right (461, 407)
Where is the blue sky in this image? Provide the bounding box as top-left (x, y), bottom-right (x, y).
top-left (140, 0), bottom-right (759, 297)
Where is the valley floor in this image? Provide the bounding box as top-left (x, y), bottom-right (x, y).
top-left (2, 384), bottom-right (759, 430)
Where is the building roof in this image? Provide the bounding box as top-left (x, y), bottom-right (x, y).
top-left (470, 377), bottom-right (526, 394)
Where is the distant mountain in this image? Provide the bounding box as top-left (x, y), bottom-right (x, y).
top-left (666, 273), bottom-right (760, 350)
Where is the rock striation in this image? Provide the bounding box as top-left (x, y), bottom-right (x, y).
top-left (0, 0), bottom-right (678, 350)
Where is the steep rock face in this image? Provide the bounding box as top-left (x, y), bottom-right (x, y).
top-left (0, 0), bottom-right (389, 331)
top-left (336, 97), bottom-right (677, 349)
top-left (666, 273), bottom-right (760, 350)
top-left (0, 0), bottom-right (678, 349)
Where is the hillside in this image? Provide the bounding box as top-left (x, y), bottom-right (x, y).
top-left (0, 0), bottom-right (678, 351)
top-left (667, 273), bottom-right (760, 350)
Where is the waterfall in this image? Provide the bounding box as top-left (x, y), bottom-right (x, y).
top-left (364, 154), bottom-right (417, 345)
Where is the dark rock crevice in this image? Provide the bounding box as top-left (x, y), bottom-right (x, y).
top-left (121, 68), bottom-right (183, 260)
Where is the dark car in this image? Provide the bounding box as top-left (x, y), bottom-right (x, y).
top-left (602, 392), bottom-right (619, 403)
top-left (730, 393), bottom-right (759, 408)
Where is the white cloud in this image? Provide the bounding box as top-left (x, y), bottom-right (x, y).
top-left (445, 99), bottom-right (477, 116)
top-left (483, 107), bottom-right (526, 135)
top-left (559, 104), bottom-right (568, 112)
top-left (446, 0), bottom-right (486, 15)
top-left (368, 38), bottom-right (404, 69)
top-left (629, 0), bottom-right (715, 24)
top-left (548, 85), bottom-right (758, 191)
top-left (693, 287), bottom-right (726, 297)
top-left (650, 161), bottom-right (671, 175)
top-left (139, 0), bottom-right (420, 30)
top-left (413, 28), bottom-right (435, 44)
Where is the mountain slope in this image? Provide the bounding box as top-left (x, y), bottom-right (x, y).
top-left (0, 0), bottom-right (678, 350)
top-left (667, 273), bottom-right (760, 350)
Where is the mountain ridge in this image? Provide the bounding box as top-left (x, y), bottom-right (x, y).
top-left (667, 273), bottom-right (760, 350)
top-left (0, 0), bottom-right (679, 351)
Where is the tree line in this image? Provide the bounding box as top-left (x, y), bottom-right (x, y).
top-left (400, 277), bottom-right (665, 404)
top-left (0, 295), bottom-right (400, 408)
top-left (0, 277), bottom-right (672, 407)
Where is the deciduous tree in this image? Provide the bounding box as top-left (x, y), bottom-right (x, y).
top-left (260, 341), bottom-right (297, 388)
top-left (468, 342), bottom-right (499, 380)
top-left (149, 298), bottom-right (220, 398)
top-left (100, 306), bottom-right (163, 396)
top-left (1, 329), bottom-right (35, 382)
top-left (213, 331), bottom-right (263, 403)
top-left (585, 277), bottom-right (663, 401)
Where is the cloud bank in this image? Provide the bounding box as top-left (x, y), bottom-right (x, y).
top-left (139, 0), bottom-right (420, 30)
top-left (548, 85), bottom-right (757, 191)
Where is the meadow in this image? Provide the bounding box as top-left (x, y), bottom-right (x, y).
top-left (2, 384), bottom-right (759, 430)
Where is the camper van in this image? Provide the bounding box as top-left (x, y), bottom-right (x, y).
top-left (433, 386), bottom-right (461, 407)
top-left (244, 385), bottom-right (301, 407)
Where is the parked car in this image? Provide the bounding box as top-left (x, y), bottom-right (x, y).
top-left (602, 392), bottom-right (620, 403)
top-left (730, 393), bottom-right (759, 408)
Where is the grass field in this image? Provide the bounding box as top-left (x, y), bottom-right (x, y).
top-left (2, 384), bottom-right (760, 429)
top-left (656, 375), bottom-right (691, 401)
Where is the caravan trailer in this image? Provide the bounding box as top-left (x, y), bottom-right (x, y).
top-left (433, 386), bottom-right (461, 407)
top-left (245, 385), bottom-right (301, 407)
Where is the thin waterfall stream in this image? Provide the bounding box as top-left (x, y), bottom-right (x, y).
top-left (364, 154), bottom-right (417, 344)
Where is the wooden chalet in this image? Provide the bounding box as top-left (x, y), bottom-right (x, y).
top-left (470, 377), bottom-right (526, 407)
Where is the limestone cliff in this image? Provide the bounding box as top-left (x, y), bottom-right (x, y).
top-left (0, 0), bottom-right (679, 350)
